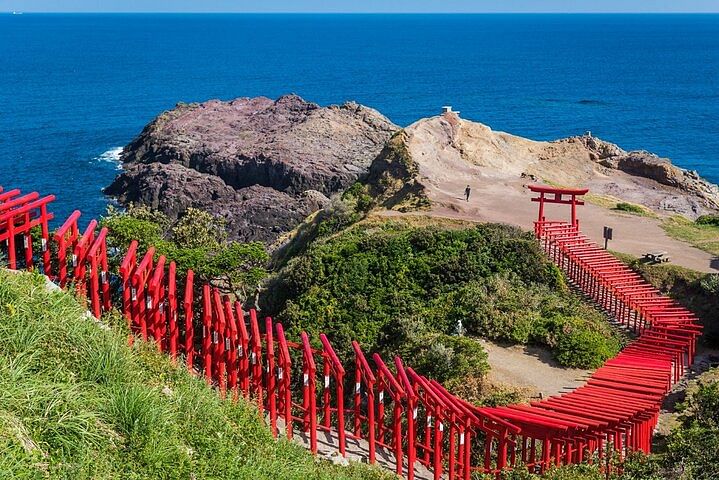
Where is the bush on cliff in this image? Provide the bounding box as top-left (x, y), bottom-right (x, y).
top-left (662, 371), bottom-right (719, 480)
top-left (271, 193), bottom-right (367, 269)
top-left (101, 204), bottom-right (268, 301)
top-left (263, 219), bottom-right (621, 392)
top-left (0, 270), bottom-right (391, 480)
top-left (621, 369), bottom-right (719, 480)
top-left (695, 214), bottom-right (719, 227)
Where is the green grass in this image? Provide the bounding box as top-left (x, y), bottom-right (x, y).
top-left (661, 215), bottom-right (719, 257)
top-left (613, 202), bottom-right (654, 216)
top-left (582, 192), bottom-right (620, 210)
top-left (0, 270), bottom-right (392, 480)
top-left (546, 190), bottom-right (657, 218)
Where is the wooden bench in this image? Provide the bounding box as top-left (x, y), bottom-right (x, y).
top-left (643, 251), bottom-right (670, 264)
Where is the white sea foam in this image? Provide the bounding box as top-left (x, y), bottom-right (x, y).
top-left (94, 147), bottom-right (123, 169)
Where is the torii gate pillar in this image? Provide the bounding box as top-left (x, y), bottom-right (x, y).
top-left (528, 185), bottom-right (589, 236)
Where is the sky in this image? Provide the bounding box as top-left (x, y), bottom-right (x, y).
top-left (3, 0), bottom-right (719, 13)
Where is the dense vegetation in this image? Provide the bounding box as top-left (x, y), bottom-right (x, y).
top-left (0, 270), bottom-right (391, 480)
top-left (92, 201), bottom-right (624, 405)
top-left (661, 370), bottom-right (719, 480)
top-left (263, 218), bottom-right (622, 397)
top-left (695, 214), bottom-right (719, 227)
top-left (101, 205), bottom-right (268, 301)
top-left (3, 264), bottom-right (712, 480)
top-left (12, 196), bottom-right (717, 479)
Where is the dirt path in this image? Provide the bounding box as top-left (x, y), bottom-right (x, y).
top-left (389, 114), bottom-right (718, 273)
top-left (479, 339), bottom-right (591, 398)
top-left (274, 418), bottom-right (436, 480)
top-left (419, 175), bottom-right (718, 273)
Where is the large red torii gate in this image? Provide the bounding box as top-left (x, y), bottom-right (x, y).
top-left (529, 184), bottom-right (589, 236)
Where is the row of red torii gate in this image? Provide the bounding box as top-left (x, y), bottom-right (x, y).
top-left (0, 183), bottom-right (701, 479)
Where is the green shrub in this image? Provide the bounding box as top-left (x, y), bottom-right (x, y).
top-left (396, 333), bottom-right (489, 383)
top-left (264, 220), bottom-right (621, 387)
top-left (475, 463), bottom-right (604, 479)
top-left (696, 214), bottom-right (719, 227)
top-left (342, 182), bottom-right (376, 213)
top-left (663, 375), bottom-right (719, 479)
top-left (101, 204), bottom-right (269, 301)
top-left (699, 273), bottom-right (719, 295)
top-left (553, 321), bottom-right (618, 368)
top-left (619, 452), bottom-right (663, 480)
top-left (101, 204), bottom-right (165, 253)
top-left (613, 202), bottom-right (646, 215)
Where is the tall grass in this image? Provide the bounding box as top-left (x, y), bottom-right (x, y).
top-left (0, 270), bottom-right (391, 480)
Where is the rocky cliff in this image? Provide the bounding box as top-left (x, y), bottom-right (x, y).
top-left (105, 95), bottom-right (397, 243)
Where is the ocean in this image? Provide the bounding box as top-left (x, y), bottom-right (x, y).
top-left (1, 13), bottom-right (718, 223)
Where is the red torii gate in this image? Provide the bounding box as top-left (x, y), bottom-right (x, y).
top-left (528, 184), bottom-right (589, 235)
top-left (2, 183), bottom-right (700, 479)
top-left (0, 192), bottom-right (54, 271)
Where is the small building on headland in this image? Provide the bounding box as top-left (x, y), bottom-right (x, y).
top-left (442, 105), bottom-right (460, 116)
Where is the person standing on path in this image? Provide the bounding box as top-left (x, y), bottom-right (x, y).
top-left (465, 185), bottom-right (471, 202)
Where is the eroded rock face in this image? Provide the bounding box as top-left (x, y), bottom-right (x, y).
top-left (105, 95), bottom-right (397, 243)
top-left (366, 115), bottom-right (719, 217)
top-left (572, 135), bottom-right (719, 211)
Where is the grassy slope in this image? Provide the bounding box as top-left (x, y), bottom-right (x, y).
top-left (660, 215), bottom-right (719, 257)
top-left (0, 270), bottom-right (391, 480)
top-left (549, 180), bottom-right (719, 256)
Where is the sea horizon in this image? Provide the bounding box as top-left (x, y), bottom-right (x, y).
top-left (2, 12), bottom-right (718, 222)
top-left (4, 11), bottom-right (719, 15)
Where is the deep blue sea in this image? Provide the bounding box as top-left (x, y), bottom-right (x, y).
top-left (1, 13), bottom-right (718, 223)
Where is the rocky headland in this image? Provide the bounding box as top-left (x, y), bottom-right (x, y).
top-left (105, 95), bottom-right (397, 242)
top-left (368, 111), bottom-right (719, 217)
top-left (107, 97), bottom-right (719, 249)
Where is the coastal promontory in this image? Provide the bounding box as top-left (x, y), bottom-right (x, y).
top-left (105, 95), bottom-right (398, 243)
top-left (107, 97), bottom-right (719, 271)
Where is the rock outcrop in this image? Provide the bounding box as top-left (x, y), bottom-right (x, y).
top-left (367, 113), bottom-right (719, 217)
top-left (105, 95), bottom-right (397, 243)
top-left (570, 135), bottom-right (719, 210)
top-left (108, 98), bottom-right (719, 244)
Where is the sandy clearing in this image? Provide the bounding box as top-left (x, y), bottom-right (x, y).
top-left (479, 339), bottom-right (591, 398)
top-left (421, 174), bottom-right (719, 273)
top-left (392, 113), bottom-right (719, 273)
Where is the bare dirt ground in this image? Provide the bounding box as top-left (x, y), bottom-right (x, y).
top-left (428, 176), bottom-right (719, 273)
top-left (399, 114), bottom-right (719, 273)
top-left (479, 339), bottom-right (591, 398)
